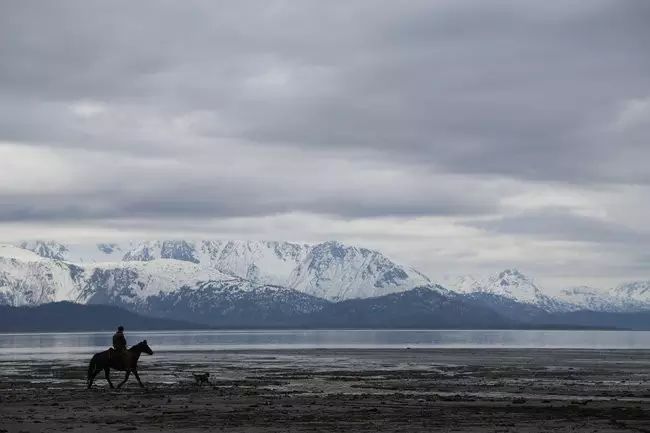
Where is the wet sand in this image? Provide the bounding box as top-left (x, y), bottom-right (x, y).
top-left (2, 349), bottom-right (650, 432)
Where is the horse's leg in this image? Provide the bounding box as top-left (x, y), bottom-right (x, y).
top-left (104, 368), bottom-right (114, 389)
top-left (117, 371), bottom-right (130, 389)
top-left (132, 369), bottom-right (145, 388)
top-left (87, 368), bottom-right (101, 389)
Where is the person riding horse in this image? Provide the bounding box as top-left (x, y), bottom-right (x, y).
top-left (113, 326), bottom-right (127, 352)
top-left (87, 339), bottom-right (154, 389)
top-left (111, 326), bottom-right (128, 366)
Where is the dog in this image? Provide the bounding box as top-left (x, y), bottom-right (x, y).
top-left (192, 372), bottom-right (210, 386)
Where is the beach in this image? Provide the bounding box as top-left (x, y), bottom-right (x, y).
top-left (2, 348), bottom-right (650, 432)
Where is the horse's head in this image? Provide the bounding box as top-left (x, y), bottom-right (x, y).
top-left (136, 340), bottom-right (154, 355)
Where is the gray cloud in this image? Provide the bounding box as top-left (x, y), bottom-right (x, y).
top-left (472, 208), bottom-right (650, 245)
top-left (2, 1), bottom-right (649, 182)
top-left (0, 146), bottom-right (501, 221)
top-left (0, 1), bottom-right (649, 286)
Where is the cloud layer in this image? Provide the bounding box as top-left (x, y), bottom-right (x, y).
top-left (1, 0), bottom-right (649, 288)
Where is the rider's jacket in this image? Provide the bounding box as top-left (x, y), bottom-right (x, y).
top-left (112, 331), bottom-right (127, 352)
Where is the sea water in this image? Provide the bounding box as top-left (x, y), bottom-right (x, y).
top-left (2, 329), bottom-right (650, 361)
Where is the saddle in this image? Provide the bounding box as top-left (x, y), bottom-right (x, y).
top-left (108, 348), bottom-right (130, 367)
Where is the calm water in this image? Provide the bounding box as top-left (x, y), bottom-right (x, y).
top-left (2, 329), bottom-right (650, 361)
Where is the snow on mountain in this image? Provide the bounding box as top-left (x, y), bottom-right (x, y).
top-left (20, 240), bottom-right (124, 264)
top-left (78, 259), bottom-right (239, 306)
top-left (445, 269), bottom-right (572, 312)
top-left (556, 286), bottom-right (621, 312)
top-left (554, 282), bottom-right (650, 312)
top-left (0, 244), bottom-right (46, 261)
top-left (75, 240), bottom-right (428, 301)
top-left (612, 281), bottom-right (650, 299)
top-left (287, 241), bottom-right (432, 300)
top-left (447, 270), bottom-right (650, 313)
top-left (121, 240), bottom-right (205, 264)
top-left (9, 240), bottom-right (650, 315)
top-left (0, 242), bottom-right (243, 307)
top-left (18, 241), bottom-right (68, 260)
top-left (196, 240), bottom-right (310, 286)
top-left (483, 269), bottom-right (543, 304)
top-left (113, 240), bottom-right (311, 287)
top-left (609, 281), bottom-right (650, 311)
top-left (440, 275), bottom-right (483, 294)
top-left (0, 244), bottom-right (82, 305)
top-left (2, 239), bottom-right (432, 305)
top-left (445, 269), bottom-right (538, 300)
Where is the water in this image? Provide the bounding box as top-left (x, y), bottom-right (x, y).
top-left (2, 329), bottom-right (650, 361)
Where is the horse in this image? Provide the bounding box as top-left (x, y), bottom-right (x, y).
top-left (87, 340), bottom-right (154, 389)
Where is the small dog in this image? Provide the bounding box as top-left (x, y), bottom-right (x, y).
top-left (192, 372), bottom-right (210, 386)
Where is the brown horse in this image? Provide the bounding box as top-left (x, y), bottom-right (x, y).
top-left (87, 340), bottom-right (154, 389)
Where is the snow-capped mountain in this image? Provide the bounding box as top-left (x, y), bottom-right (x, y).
top-left (446, 269), bottom-right (573, 312)
top-left (612, 281), bottom-right (650, 301)
top-left (5, 240), bottom-right (650, 325)
top-left (116, 240), bottom-right (431, 299)
top-left (609, 281), bottom-right (650, 311)
top-left (287, 241), bottom-right (432, 300)
top-left (19, 240), bottom-right (124, 263)
top-left (555, 286), bottom-right (622, 312)
top-left (77, 260), bottom-right (237, 306)
top-left (441, 274), bottom-right (483, 294)
top-left (554, 282), bottom-right (650, 313)
top-left (195, 240), bottom-right (309, 286)
top-left (18, 241), bottom-right (68, 261)
top-left (0, 244), bottom-right (82, 305)
top-left (4, 239), bottom-right (431, 306)
top-left (448, 269), bottom-right (650, 314)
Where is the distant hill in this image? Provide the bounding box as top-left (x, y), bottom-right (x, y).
top-left (0, 302), bottom-right (205, 332)
top-left (542, 310), bottom-right (650, 330)
top-left (129, 284), bottom-right (518, 329)
top-left (2, 290), bottom-right (648, 332)
top-left (142, 282), bottom-right (329, 328)
top-left (303, 287), bottom-right (516, 329)
top-left (0, 288), bottom-right (516, 331)
top-left (461, 292), bottom-right (650, 330)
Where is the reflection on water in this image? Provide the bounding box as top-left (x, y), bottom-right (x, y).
top-left (1, 329), bottom-right (650, 361)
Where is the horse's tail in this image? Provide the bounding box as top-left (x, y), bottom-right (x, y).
top-left (87, 354), bottom-right (98, 384)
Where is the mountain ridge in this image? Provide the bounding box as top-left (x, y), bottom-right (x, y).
top-left (445, 268), bottom-right (650, 313)
top-left (11, 240), bottom-right (429, 303)
top-left (3, 240), bottom-right (650, 327)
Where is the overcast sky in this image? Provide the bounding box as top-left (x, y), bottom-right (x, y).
top-left (1, 1), bottom-right (649, 290)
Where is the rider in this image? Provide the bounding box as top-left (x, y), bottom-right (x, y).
top-left (112, 326), bottom-right (127, 353)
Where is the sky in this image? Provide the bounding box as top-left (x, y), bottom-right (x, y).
top-left (0, 1), bottom-right (649, 290)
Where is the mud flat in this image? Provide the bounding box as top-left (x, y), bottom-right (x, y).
top-left (1, 349), bottom-right (650, 432)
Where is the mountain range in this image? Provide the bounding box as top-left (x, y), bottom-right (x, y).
top-left (1, 240), bottom-right (649, 329)
top-left (443, 269), bottom-right (650, 313)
